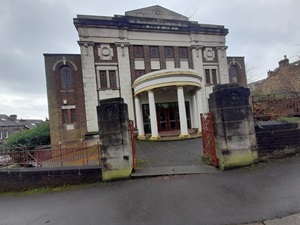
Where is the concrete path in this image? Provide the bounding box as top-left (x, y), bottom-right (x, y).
top-left (132, 137), bottom-right (219, 177)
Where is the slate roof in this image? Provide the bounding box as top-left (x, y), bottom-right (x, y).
top-left (0, 114), bottom-right (20, 127)
top-left (17, 119), bottom-right (44, 129)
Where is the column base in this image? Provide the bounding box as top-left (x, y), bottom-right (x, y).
top-left (197, 129), bottom-right (202, 135)
top-left (150, 135), bottom-right (161, 140)
top-left (179, 134), bottom-right (191, 139)
top-left (137, 134), bottom-right (146, 140)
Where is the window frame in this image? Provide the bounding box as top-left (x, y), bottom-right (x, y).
top-left (96, 66), bottom-right (119, 90)
top-left (60, 66), bottom-right (73, 90)
top-left (150, 46), bottom-right (159, 58)
top-left (164, 46), bottom-right (174, 58)
top-left (179, 47), bottom-right (188, 59)
top-left (62, 107), bottom-right (76, 124)
top-left (4, 130), bottom-right (8, 138)
top-left (204, 67), bottom-right (219, 85)
top-left (133, 45), bottom-right (144, 58)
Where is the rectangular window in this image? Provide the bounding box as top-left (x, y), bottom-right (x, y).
top-left (62, 109), bottom-right (76, 124)
top-left (99, 70), bottom-right (107, 88)
top-left (0, 131), bottom-right (2, 140)
top-left (150, 46), bottom-right (159, 58)
top-left (212, 69), bottom-right (217, 84)
top-left (135, 70), bottom-right (145, 79)
top-left (165, 46), bottom-right (174, 58)
top-left (205, 68), bottom-right (218, 85)
top-left (133, 46), bottom-right (144, 58)
top-left (205, 69), bottom-right (211, 85)
top-left (4, 130), bottom-right (8, 138)
top-left (179, 47), bottom-right (188, 58)
top-left (109, 70), bottom-right (117, 88)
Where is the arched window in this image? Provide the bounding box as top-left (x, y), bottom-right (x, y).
top-left (229, 64), bottom-right (239, 83)
top-left (60, 66), bottom-right (73, 89)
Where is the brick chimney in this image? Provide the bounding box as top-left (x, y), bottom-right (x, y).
top-left (278, 55), bottom-right (289, 67)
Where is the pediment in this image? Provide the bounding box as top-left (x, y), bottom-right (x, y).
top-left (125, 5), bottom-right (188, 21)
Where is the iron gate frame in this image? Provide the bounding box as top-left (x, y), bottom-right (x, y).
top-left (200, 112), bottom-right (218, 167)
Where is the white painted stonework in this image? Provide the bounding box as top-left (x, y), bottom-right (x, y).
top-left (73, 5), bottom-right (236, 136)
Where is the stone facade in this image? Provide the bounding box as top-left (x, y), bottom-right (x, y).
top-left (44, 5), bottom-right (247, 146)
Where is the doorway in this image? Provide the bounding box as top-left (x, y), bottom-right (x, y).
top-left (142, 102), bottom-right (191, 133)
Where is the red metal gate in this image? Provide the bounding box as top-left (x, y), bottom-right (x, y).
top-left (200, 112), bottom-right (218, 167)
top-left (129, 120), bottom-right (136, 171)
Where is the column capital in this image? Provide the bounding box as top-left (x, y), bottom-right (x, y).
top-left (115, 42), bottom-right (130, 47)
top-left (191, 45), bottom-right (204, 50)
top-left (77, 41), bottom-right (95, 46)
top-left (216, 46), bottom-right (228, 51)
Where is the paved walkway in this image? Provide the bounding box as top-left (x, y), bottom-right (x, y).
top-left (132, 137), bottom-right (219, 177)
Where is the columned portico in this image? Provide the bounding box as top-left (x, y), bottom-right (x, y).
top-left (132, 69), bottom-right (202, 140)
top-left (134, 95), bottom-right (145, 139)
top-left (148, 90), bottom-right (160, 140)
top-left (177, 86), bottom-right (190, 138)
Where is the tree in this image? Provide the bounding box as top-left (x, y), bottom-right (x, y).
top-left (5, 121), bottom-right (50, 149)
top-left (278, 69), bottom-right (300, 97)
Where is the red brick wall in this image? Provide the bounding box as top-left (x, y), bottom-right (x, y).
top-left (44, 54), bottom-right (87, 147)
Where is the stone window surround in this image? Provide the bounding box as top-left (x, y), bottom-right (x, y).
top-left (204, 65), bottom-right (219, 85)
top-left (61, 105), bottom-right (76, 125)
top-left (96, 64), bottom-right (119, 90)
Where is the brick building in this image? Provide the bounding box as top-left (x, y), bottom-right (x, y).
top-left (44, 5), bottom-right (247, 146)
top-left (253, 55), bottom-right (300, 96)
top-left (0, 114), bottom-right (43, 145)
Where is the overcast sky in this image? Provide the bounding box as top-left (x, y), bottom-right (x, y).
top-left (1, 0), bottom-right (299, 119)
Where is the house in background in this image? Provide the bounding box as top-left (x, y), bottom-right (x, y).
top-left (44, 5), bottom-right (247, 147)
top-left (0, 114), bottom-right (43, 145)
top-left (252, 55), bottom-right (300, 97)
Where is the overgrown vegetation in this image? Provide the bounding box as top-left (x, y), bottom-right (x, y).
top-left (278, 116), bottom-right (300, 123)
top-left (5, 121), bottom-right (50, 149)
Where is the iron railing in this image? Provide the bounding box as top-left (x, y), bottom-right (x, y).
top-left (0, 143), bottom-right (101, 168)
top-left (252, 95), bottom-right (300, 120)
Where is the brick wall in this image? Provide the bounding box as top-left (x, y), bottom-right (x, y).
top-left (255, 121), bottom-right (300, 156)
top-left (0, 166), bottom-right (102, 191)
top-left (44, 54), bottom-right (87, 147)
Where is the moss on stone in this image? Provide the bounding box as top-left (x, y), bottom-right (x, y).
top-left (102, 168), bottom-right (132, 181)
top-left (218, 150), bottom-right (258, 170)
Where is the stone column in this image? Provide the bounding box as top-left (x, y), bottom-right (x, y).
top-left (148, 90), bottom-right (160, 140)
top-left (97, 97), bottom-right (133, 181)
top-left (116, 42), bottom-right (135, 121)
top-left (217, 46), bottom-right (229, 84)
top-left (192, 93), bottom-right (198, 128)
top-left (177, 86), bottom-right (190, 138)
top-left (134, 95), bottom-right (145, 140)
top-left (79, 41), bottom-right (98, 133)
top-left (209, 83), bottom-right (258, 170)
top-left (196, 89), bottom-right (203, 133)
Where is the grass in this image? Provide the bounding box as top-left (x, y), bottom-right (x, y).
top-left (0, 182), bottom-right (103, 197)
top-left (278, 116), bottom-right (300, 123)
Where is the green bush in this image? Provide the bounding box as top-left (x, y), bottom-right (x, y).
top-left (5, 122), bottom-right (50, 149)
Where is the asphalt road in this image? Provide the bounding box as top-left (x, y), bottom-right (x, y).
top-left (1, 155), bottom-right (300, 225)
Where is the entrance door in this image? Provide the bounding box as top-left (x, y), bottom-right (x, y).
top-left (142, 102), bottom-right (190, 133)
top-left (157, 108), bottom-right (179, 131)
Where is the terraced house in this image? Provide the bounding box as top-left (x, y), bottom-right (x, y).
top-left (44, 5), bottom-right (246, 147)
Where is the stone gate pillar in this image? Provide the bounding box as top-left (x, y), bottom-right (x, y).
top-left (97, 97), bottom-right (133, 181)
top-left (209, 83), bottom-right (258, 170)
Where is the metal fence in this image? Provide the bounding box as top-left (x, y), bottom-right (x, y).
top-left (0, 143), bottom-right (101, 168)
top-left (251, 95), bottom-right (300, 120)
